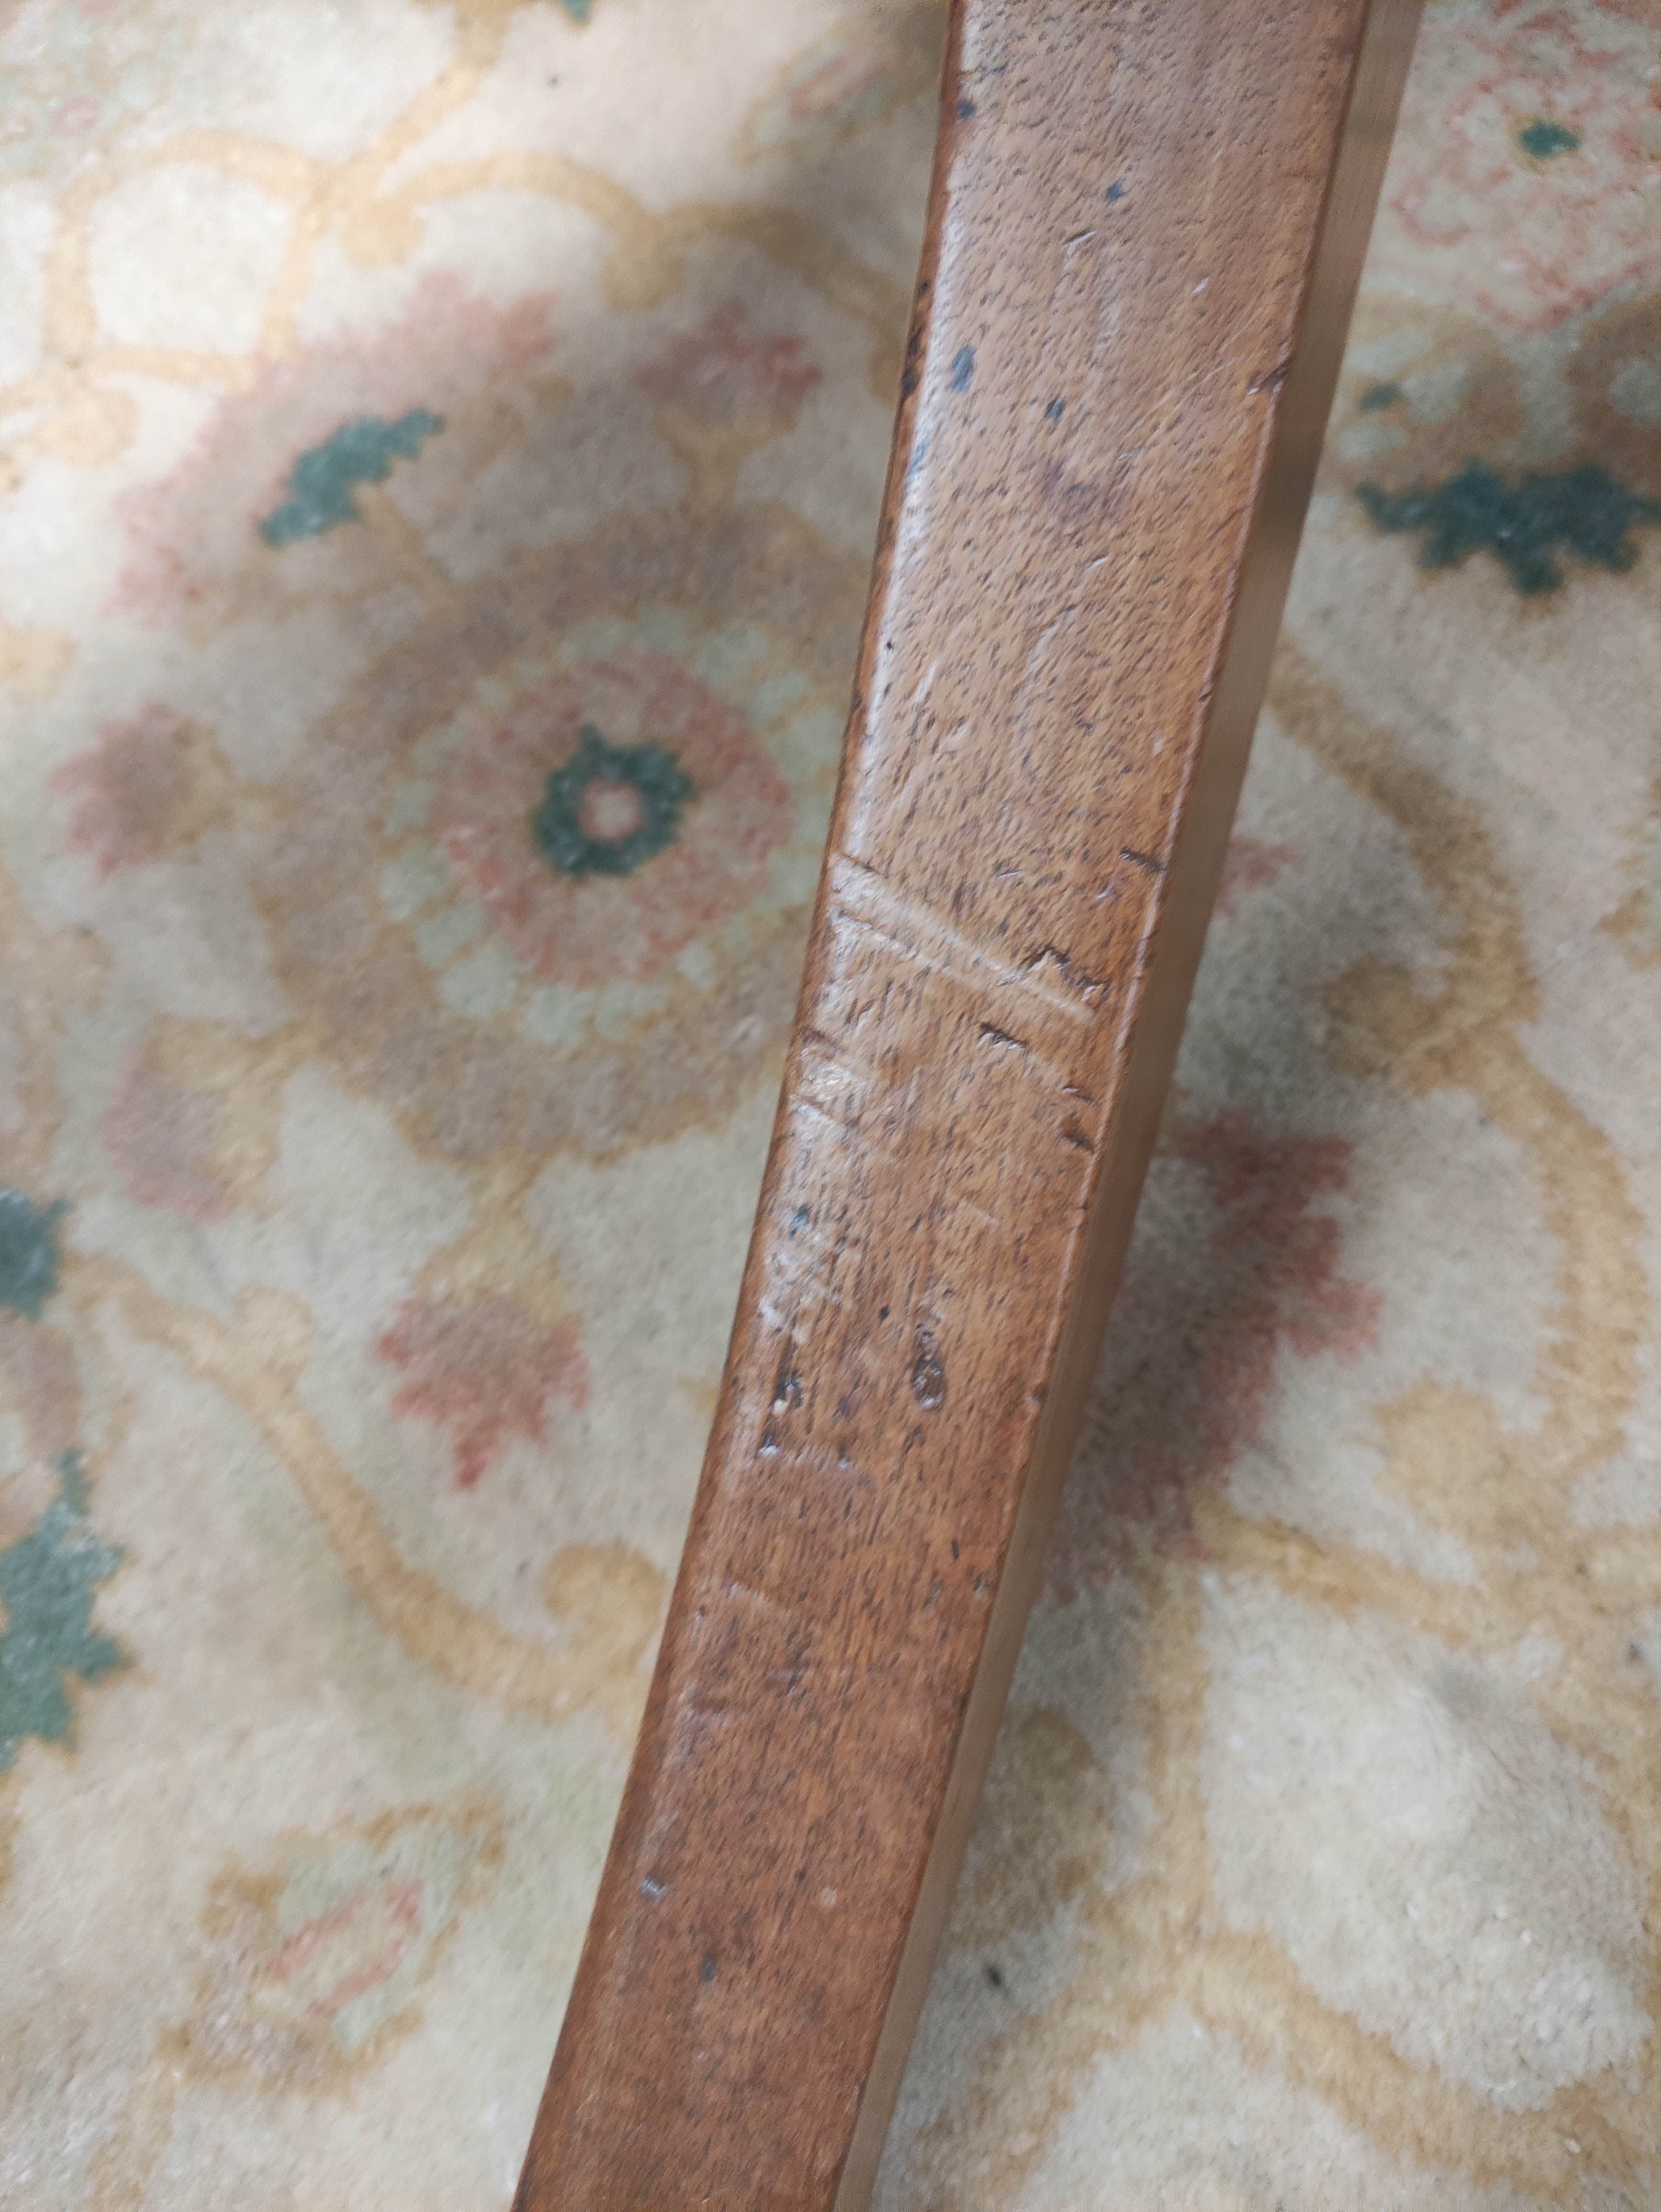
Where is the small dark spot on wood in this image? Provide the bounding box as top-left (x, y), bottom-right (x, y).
top-left (1105, 179), bottom-right (1125, 202)
top-left (788, 1204), bottom-right (811, 1235)
top-left (878, 1305), bottom-right (890, 1321)
top-left (1249, 358), bottom-right (1294, 395)
top-left (1045, 398), bottom-right (1065, 421)
top-left (1061, 1118), bottom-right (1094, 1151)
top-left (700, 1955), bottom-right (718, 1983)
top-left (951, 1538), bottom-right (960, 1559)
top-left (949, 345), bottom-right (975, 393)
top-left (985, 1962), bottom-right (1006, 1991)
top-left (758, 1426), bottom-right (780, 1458)
top-left (1120, 846), bottom-right (1165, 874)
top-left (978, 1022), bottom-right (1026, 1053)
top-left (956, 95), bottom-right (975, 119)
top-left (911, 1330), bottom-right (946, 1410)
top-left (773, 1365), bottom-right (802, 1410)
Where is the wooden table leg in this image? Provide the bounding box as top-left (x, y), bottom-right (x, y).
top-left (515, 0), bottom-right (1422, 2203)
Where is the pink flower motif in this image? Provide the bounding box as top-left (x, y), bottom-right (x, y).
top-left (738, 8), bottom-right (941, 161)
top-left (111, 273), bottom-right (555, 628)
top-left (0, 2), bottom-right (189, 184)
top-left (262, 1876), bottom-right (424, 2022)
top-left (1373, 1), bottom-right (1661, 331)
top-left (1216, 836), bottom-right (1297, 917)
top-left (435, 651), bottom-right (795, 989)
top-left (789, 44), bottom-right (889, 126)
top-left (51, 704), bottom-right (199, 877)
top-left (102, 1044), bottom-right (231, 1220)
top-left (639, 300), bottom-right (821, 433)
top-left (191, 1805), bottom-right (502, 2079)
top-left (376, 1294), bottom-right (587, 1490)
top-left (52, 95), bottom-right (100, 137)
top-left (1048, 1110), bottom-right (1380, 1599)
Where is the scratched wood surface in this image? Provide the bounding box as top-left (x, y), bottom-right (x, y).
top-left (515, 0), bottom-right (1422, 2203)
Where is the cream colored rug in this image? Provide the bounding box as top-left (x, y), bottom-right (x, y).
top-left (2, 0), bottom-right (1658, 2203)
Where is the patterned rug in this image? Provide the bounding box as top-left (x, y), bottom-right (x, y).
top-left (2, 0), bottom-right (1658, 2203)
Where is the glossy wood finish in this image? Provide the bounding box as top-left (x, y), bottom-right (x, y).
top-left (516, 1), bottom-right (1421, 2203)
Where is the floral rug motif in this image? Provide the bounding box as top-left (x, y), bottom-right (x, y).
top-left (0, 1), bottom-right (1657, 2205)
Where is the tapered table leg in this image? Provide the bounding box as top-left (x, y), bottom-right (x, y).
top-left (516, 1), bottom-right (1422, 2203)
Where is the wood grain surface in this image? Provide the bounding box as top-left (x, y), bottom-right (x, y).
top-left (516, 0), bottom-right (1422, 2203)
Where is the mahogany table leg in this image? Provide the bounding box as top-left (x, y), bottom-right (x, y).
top-left (516, 0), bottom-right (1422, 2203)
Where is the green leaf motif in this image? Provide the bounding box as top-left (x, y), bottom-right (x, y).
top-left (1516, 119), bottom-right (1580, 160)
top-left (0, 1189), bottom-right (68, 1320)
top-left (0, 1453), bottom-right (125, 1770)
top-left (259, 410), bottom-right (444, 547)
top-left (1358, 462), bottom-right (1661, 596)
